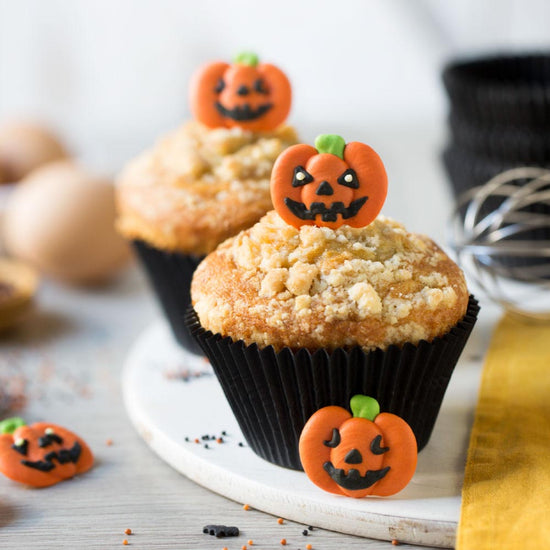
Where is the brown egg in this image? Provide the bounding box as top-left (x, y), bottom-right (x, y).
top-left (3, 161), bottom-right (132, 285)
top-left (0, 121), bottom-right (68, 182)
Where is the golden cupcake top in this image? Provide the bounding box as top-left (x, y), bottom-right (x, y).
top-left (116, 121), bottom-right (297, 255)
top-left (191, 210), bottom-right (469, 351)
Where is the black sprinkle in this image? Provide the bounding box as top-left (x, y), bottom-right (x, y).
top-left (221, 431), bottom-right (227, 436)
top-left (238, 442), bottom-right (244, 447)
top-left (202, 524), bottom-right (239, 538)
top-left (218, 437), bottom-right (224, 443)
top-left (302, 530), bottom-right (309, 536)
top-left (201, 435), bottom-right (209, 441)
top-left (308, 526), bottom-right (314, 530)
top-left (204, 444), bottom-right (209, 449)
top-left (185, 437), bottom-right (189, 442)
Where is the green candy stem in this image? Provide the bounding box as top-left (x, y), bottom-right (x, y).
top-left (350, 395), bottom-right (380, 421)
top-left (233, 51), bottom-right (259, 67)
top-left (314, 134), bottom-right (346, 160)
top-left (0, 417), bottom-right (26, 435)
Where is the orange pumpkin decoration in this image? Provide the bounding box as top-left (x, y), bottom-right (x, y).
top-left (0, 417), bottom-right (94, 487)
top-left (189, 52), bottom-right (292, 132)
top-left (299, 396), bottom-right (417, 498)
top-left (271, 134), bottom-right (387, 230)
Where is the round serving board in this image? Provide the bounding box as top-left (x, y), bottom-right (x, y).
top-left (122, 309), bottom-right (494, 548)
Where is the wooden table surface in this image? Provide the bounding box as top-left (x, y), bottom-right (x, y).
top-left (0, 266), bottom-right (440, 550)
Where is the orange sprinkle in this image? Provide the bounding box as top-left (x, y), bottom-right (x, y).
top-left (122, 540), bottom-right (128, 546)
top-left (277, 517), bottom-right (284, 524)
top-left (217, 438), bottom-right (223, 444)
top-left (106, 439), bottom-right (113, 446)
top-left (222, 548), bottom-right (228, 550)
top-left (194, 438), bottom-right (200, 444)
top-left (280, 539), bottom-right (287, 546)
top-left (248, 540), bottom-right (253, 546)
top-left (243, 503), bottom-right (250, 511)
top-left (124, 528), bottom-right (132, 535)
top-left (392, 540), bottom-right (401, 546)
top-left (306, 545), bottom-right (313, 550)
top-left (242, 546), bottom-right (247, 550)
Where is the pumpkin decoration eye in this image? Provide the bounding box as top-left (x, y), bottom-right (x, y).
top-left (189, 51), bottom-right (292, 132)
top-left (337, 169), bottom-right (359, 189)
top-left (39, 428), bottom-right (63, 448)
top-left (323, 428), bottom-right (341, 448)
top-left (11, 438), bottom-right (28, 456)
top-left (299, 395), bottom-right (417, 498)
top-left (370, 434), bottom-right (390, 455)
top-left (271, 134), bottom-right (388, 230)
top-left (254, 78), bottom-right (269, 95)
top-left (292, 166), bottom-right (314, 187)
top-left (214, 78), bottom-right (225, 94)
top-left (0, 417), bottom-right (94, 487)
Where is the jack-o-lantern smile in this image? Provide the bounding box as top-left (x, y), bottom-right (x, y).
top-left (299, 396), bottom-right (417, 498)
top-left (323, 461), bottom-right (390, 491)
top-left (0, 418), bottom-right (94, 487)
top-left (190, 52), bottom-right (291, 132)
top-left (271, 135), bottom-right (387, 230)
top-left (215, 100), bottom-right (273, 122)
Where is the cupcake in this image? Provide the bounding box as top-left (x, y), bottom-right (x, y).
top-left (188, 135), bottom-right (478, 470)
top-left (116, 52), bottom-right (297, 352)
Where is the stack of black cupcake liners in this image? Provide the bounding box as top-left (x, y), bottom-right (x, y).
top-left (443, 53), bottom-right (550, 197)
top-left (442, 53), bottom-right (550, 274)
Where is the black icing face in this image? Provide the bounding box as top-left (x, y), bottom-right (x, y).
top-left (214, 74), bottom-right (273, 122)
top-left (321, 428), bottom-right (391, 491)
top-left (283, 165), bottom-right (368, 223)
top-left (11, 428), bottom-right (82, 473)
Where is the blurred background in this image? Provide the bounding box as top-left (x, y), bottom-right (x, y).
top-left (2, 0), bottom-right (550, 169)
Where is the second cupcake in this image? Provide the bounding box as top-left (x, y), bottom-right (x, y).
top-left (116, 52), bottom-right (297, 353)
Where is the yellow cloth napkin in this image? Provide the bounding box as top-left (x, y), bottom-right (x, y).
top-left (457, 314), bottom-right (550, 549)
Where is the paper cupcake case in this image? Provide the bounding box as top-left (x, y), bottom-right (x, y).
top-left (442, 54), bottom-right (550, 128)
top-left (186, 296), bottom-right (479, 471)
top-left (448, 113), bottom-right (550, 164)
top-left (132, 240), bottom-right (204, 354)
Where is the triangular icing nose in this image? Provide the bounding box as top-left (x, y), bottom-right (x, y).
top-left (316, 181), bottom-right (334, 196)
top-left (344, 448), bottom-right (363, 464)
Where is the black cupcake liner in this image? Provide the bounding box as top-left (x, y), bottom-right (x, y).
top-left (441, 145), bottom-right (528, 198)
top-left (186, 297), bottom-right (480, 471)
top-left (449, 112), bottom-right (550, 164)
top-left (443, 53), bottom-right (550, 128)
top-left (133, 240), bottom-right (204, 354)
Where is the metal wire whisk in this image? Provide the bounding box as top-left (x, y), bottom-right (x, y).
top-left (448, 167), bottom-right (550, 321)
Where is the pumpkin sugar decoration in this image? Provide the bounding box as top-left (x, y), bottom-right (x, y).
top-left (189, 51), bottom-right (292, 132)
top-left (271, 134), bottom-right (387, 230)
top-left (0, 418), bottom-right (93, 487)
top-left (299, 396), bottom-right (417, 498)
